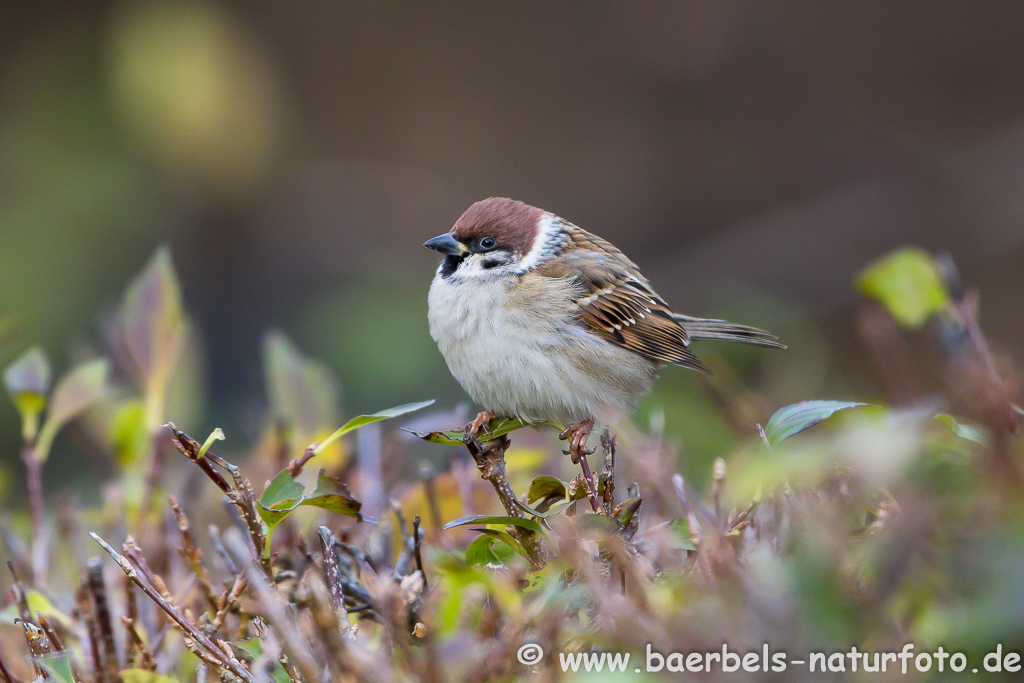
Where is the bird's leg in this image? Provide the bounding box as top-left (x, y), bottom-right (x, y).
top-left (560, 419), bottom-right (600, 513)
top-left (466, 410), bottom-right (495, 438)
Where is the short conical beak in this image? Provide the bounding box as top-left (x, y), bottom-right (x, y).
top-left (423, 232), bottom-right (468, 255)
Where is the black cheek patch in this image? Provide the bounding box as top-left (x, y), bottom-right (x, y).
top-left (481, 259), bottom-right (503, 269)
top-left (440, 255), bottom-right (462, 278)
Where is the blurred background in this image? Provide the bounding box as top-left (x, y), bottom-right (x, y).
top-left (2, 0), bottom-right (1023, 497)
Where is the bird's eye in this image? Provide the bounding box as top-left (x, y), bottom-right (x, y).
top-left (479, 237), bottom-right (496, 250)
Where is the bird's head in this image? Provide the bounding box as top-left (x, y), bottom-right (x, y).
top-left (424, 197), bottom-right (563, 280)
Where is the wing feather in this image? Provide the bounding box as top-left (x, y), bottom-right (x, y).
top-left (535, 227), bottom-right (710, 372)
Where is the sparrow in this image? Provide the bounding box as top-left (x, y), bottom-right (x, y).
top-left (425, 197), bottom-right (783, 484)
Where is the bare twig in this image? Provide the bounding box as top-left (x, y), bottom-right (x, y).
top-left (7, 562), bottom-right (31, 624)
top-left (210, 573), bottom-right (247, 632)
top-left (236, 557), bottom-right (322, 683)
top-left (168, 496), bottom-right (220, 611)
top-left (287, 444), bottom-right (318, 478)
top-left (599, 430), bottom-right (616, 515)
top-left (164, 424), bottom-right (231, 494)
top-left (21, 444), bottom-right (45, 584)
top-left (87, 557), bottom-right (122, 683)
top-left (412, 517), bottom-right (427, 592)
top-left (318, 527), bottom-right (349, 623)
top-left (17, 620), bottom-right (49, 680)
top-left (164, 424), bottom-right (272, 577)
top-left (464, 435), bottom-right (547, 569)
top-left (37, 615), bottom-right (63, 653)
top-left (121, 617), bottom-right (157, 671)
top-left (90, 533), bottom-right (257, 683)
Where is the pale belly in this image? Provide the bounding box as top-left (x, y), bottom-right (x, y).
top-left (427, 273), bottom-right (658, 427)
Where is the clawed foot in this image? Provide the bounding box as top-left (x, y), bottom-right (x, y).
top-left (559, 419), bottom-right (596, 464)
top-left (466, 411), bottom-right (495, 439)
top-left (560, 419), bottom-right (600, 513)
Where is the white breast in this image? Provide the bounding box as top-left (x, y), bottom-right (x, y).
top-left (427, 269), bottom-right (658, 427)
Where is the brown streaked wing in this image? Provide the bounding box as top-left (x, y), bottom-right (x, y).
top-left (535, 227), bottom-right (710, 372)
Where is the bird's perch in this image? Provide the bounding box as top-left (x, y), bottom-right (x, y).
top-left (464, 434), bottom-right (548, 569)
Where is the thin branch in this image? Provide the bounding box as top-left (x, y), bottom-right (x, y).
top-left (21, 443), bottom-right (45, 584)
top-left (287, 444), bottom-right (318, 479)
top-left (412, 517), bottom-right (427, 592)
top-left (168, 496), bottom-right (220, 611)
top-left (317, 527), bottom-right (348, 623)
top-left (87, 557), bottom-right (122, 683)
top-left (90, 533), bottom-right (257, 683)
top-left (464, 435), bottom-right (547, 569)
top-left (121, 617), bottom-right (157, 672)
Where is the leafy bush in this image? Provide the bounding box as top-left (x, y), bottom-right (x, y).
top-left (1, 246), bottom-right (1022, 682)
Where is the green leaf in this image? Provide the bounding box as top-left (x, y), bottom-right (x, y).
top-left (763, 400), bottom-right (869, 446)
top-left (33, 651), bottom-right (75, 683)
top-left (856, 247), bottom-right (950, 328)
top-left (466, 534), bottom-right (516, 567)
top-left (468, 528), bottom-right (527, 557)
top-left (313, 400), bottom-right (435, 455)
top-left (526, 476), bottom-right (568, 506)
top-left (229, 640), bottom-right (290, 683)
top-left (935, 414), bottom-right (989, 446)
top-left (668, 518), bottom-right (697, 551)
top-left (408, 417), bottom-right (560, 446)
top-left (616, 497), bottom-right (642, 526)
top-left (109, 400), bottom-right (150, 468)
top-left (257, 469), bottom-right (306, 521)
top-left (197, 428), bottom-right (225, 459)
top-left (36, 359), bottom-right (109, 461)
top-left (301, 470), bottom-right (362, 518)
top-left (120, 670), bottom-right (180, 683)
top-left (443, 514), bottom-right (550, 543)
top-left (257, 469), bottom-right (363, 549)
top-left (120, 246), bottom-right (185, 426)
top-left (262, 330), bottom-right (339, 441)
top-left (4, 346), bottom-right (51, 442)
top-left (0, 590), bottom-right (74, 629)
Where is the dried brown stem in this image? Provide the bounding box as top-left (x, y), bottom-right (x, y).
top-left (464, 435), bottom-right (547, 569)
top-left (576, 454), bottom-right (601, 513)
top-left (412, 516), bottom-right (427, 592)
top-left (287, 444), bottom-right (318, 478)
top-left (163, 424), bottom-right (273, 577)
top-left (210, 573), bottom-right (247, 632)
top-left (168, 496), bottom-right (220, 611)
top-left (7, 562), bottom-right (31, 624)
top-left (37, 615), bottom-right (63, 653)
top-left (237, 560), bottom-right (322, 683)
top-left (87, 557), bottom-right (122, 683)
top-left (122, 538), bottom-right (172, 603)
top-left (20, 444), bottom-right (45, 584)
top-left (17, 621), bottom-right (49, 681)
top-left (164, 424), bottom-right (232, 494)
top-left (76, 578), bottom-right (103, 682)
top-left (120, 617), bottom-right (157, 671)
top-left (90, 533), bottom-right (257, 683)
top-left (599, 430), bottom-right (616, 515)
top-left (318, 527), bottom-right (348, 621)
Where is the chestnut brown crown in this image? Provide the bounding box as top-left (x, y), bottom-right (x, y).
top-left (450, 197), bottom-right (545, 256)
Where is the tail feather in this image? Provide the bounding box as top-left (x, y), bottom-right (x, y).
top-left (674, 315), bottom-right (787, 349)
